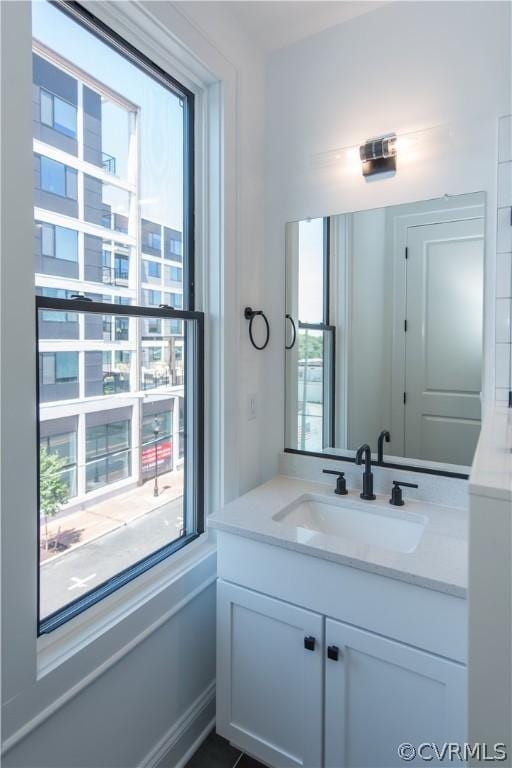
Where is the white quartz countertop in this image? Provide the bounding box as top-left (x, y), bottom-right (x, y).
top-left (209, 475), bottom-right (468, 598)
top-left (469, 404), bottom-right (512, 502)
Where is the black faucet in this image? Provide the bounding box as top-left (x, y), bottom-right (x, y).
top-left (355, 444), bottom-right (376, 500)
top-left (377, 430), bottom-right (390, 464)
top-left (390, 480), bottom-right (418, 506)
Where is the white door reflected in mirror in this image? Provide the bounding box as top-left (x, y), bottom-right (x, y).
top-left (405, 219), bottom-right (483, 465)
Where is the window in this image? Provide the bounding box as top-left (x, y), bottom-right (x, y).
top-left (115, 350), bottom-right (131, 365)
top-left (143, 289), bottom-right (161, 306)
top-left (164, 292), bottom-right (183, 309)
top-left (85, 418), bottom-right (131, 492)
top-left (39, 288), bottom-right (77, 323)
top-left (298, 218), bottom-right (328, 324)
top-left (148, 232), bottom-right (161, 250)
top-left (115, 316), bottom-right (129, 340)
top-left (113, 213), bottom-right (128, 234)
top-left (165, 265), bottom-right (182, 283)
top-left (34, 2), bottom-right (201, 634)
top-left (40, 222), bottom-right (78, 262)
top-left (56, 352), bottom-right (78, 382)
top-left (115, 295), bottom-right (131, 306)
top-left (115, 253), bottom-right (129, 280)
top-left (39, 155), bottom-right (77, 199)
top-left (40, 89), bottom-right (53, 126)
top-left (41, 221), bottom-right (54, 255)
top-left (41, 351), bottom-right (78, 384)
top-left (144, 260), bottom-right (161, 280)
top-left (40, 431), bottom-right (77, 498)
top-left (166, 237), bottom-right (182, 260)
top-left (40, 88), bottom-right (77, 138)
top-left (102, 352), bottom-right (131, 394)
top-left (292, 218), bottom-right (334, 451)
top-left (150, 347), bottom-right (162, 361)
top-left (56, 226), bottom-right (78, 261)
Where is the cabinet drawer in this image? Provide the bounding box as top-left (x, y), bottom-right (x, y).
top-left (218, 532), bottom-right (467, 662)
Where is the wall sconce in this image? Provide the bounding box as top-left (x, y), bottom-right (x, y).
top-left (359, 133), bottom-right (397, 178)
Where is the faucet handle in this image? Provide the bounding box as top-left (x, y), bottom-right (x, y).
top-left (322, 469), bottom-right (348, 495)
top-left (390, 480), bottom-right (419, 506)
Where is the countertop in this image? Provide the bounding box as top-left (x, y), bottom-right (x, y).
top-left (209, 475), bottom-right (468, 598)
top-left (469, 404), bottom-right (512, 502)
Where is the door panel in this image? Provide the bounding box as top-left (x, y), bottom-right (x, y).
top-left (325, 618), bottom-right (466, 768)
top-left (405, 218), bottom-right (484, 465)
top-left (217, 581), bottom-right (324, 768)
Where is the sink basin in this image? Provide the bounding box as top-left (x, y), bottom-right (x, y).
top-left (272, 494), bottom-right (427, 554)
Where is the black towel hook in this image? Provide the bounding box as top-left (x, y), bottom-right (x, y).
top-left (244, 307), bottom-right (270, 350)
top-left (285, 314), bottom-right (297, 349)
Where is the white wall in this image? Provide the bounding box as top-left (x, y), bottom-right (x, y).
top-left (1, 1), bottom-right (266, 766)
top-left (346, 208), bottom-right (390, 449)
top-left (263, 0), bottom-right (511, 479)
top-left (495, 114), bottom-right (512, 404)
top-left (172, 1), bottom-right (267, 498)
top-left (5, 585), bottom-right (217, 768)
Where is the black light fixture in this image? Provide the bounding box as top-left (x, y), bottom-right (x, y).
top-left (359, 133), bottom-right (397, 178)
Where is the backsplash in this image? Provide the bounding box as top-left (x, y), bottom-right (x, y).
top-left (496, 114), bottom-right (512, 403)
top-left (279, 451), bottom-right (468, 510)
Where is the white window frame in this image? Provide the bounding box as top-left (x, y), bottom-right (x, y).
top-left (1, 0), bottom-right (239, 752)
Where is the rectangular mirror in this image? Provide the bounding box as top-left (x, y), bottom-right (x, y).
top-left (285, 192), bottom-right (485, 473)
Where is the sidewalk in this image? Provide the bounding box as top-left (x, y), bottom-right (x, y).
top-left (41, 467), bottom-right (184, 563)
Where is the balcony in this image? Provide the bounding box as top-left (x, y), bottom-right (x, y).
top-left (102, 152), bottom-right (117, 176)
top-left (96, 265), bottom-right (129, 286)
top-left (103, 372), bottom-right (130, 395)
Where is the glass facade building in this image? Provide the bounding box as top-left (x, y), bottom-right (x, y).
top-left (34, 44), bottom-right (185, 509)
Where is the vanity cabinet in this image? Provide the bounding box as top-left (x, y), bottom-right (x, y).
top-left (216, 533), bottom-right (467, 768)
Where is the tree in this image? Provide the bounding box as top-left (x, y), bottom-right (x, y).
top-left (298, 332), bottom-right (323, 361)
top-left (39, 448), bottom-right (69, 550)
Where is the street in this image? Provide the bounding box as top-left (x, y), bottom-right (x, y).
top-left (40, 495), bottom-right (184, 619)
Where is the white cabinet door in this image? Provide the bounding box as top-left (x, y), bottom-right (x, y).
top-left (217, 580), bottom-right (324, 768)
top-left (325, 618), bottom-right (467, 768)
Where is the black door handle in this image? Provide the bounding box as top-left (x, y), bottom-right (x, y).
top-left (304, 636), bottom-right (316, 651)
top-left (327, 645), bottom-right (339, 661)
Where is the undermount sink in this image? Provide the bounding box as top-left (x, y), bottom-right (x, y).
top-left (272, 493), bottom-right (427, 554)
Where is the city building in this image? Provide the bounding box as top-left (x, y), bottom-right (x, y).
top-left (33, 41), bottom-right (185, 510)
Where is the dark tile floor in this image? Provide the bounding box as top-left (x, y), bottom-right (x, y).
top-left (185, 731), bottom-right (266, 768)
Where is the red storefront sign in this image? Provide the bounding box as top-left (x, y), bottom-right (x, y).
top-left (142, 440), bottom-right (173, 471)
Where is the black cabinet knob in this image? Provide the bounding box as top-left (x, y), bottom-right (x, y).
top-left (304, 636), bottom-right (316, 651)
top-left (327, 645), bottom-right (339, 661)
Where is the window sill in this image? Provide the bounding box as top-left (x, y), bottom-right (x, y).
top-left (37, 532), bottom-right (216, 679)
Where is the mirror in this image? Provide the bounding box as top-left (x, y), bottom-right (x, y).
top-left (285, 192), bottom-right (485, 471)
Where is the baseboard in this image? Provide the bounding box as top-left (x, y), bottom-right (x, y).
top-left (173, 715), bottom-right (216, 768)
top-left (140, 681), bottom-right (216, 768)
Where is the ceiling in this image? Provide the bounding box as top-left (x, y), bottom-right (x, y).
top-left (218, 1), bottom-right (388, 52)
